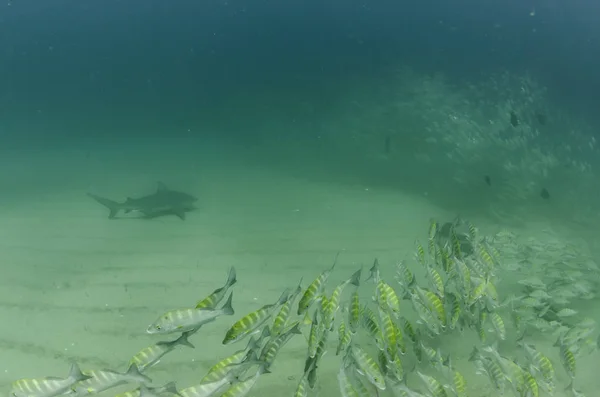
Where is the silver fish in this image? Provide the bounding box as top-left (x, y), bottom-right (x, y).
top-left (11, 363), bottom-right (90, 397)
top-left (147, 293), bottom-right (234, 335)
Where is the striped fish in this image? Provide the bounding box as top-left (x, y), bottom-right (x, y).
top-left (147, 293), bottom-right (234, 335)
top-left (11, 363), bottom-right (90, 397)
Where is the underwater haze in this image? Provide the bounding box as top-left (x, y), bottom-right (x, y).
top-left (1, 1), bottom-right (600, 397)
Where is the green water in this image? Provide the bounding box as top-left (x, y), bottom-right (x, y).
top-left (1, 65), bottom-right (600, 397)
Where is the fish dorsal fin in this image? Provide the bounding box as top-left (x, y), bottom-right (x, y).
top-left (157, 182), bottom-right (169, 192)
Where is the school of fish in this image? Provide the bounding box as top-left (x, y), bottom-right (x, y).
top-left (8, 218), bottom-right (600, 397)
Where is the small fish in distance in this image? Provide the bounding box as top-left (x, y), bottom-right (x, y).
top-left (535, 112), bottom-right (547, 125)
top-left (510, 111), bottom-right (519, 127)
top-left (384, 135), bottom-right (392, 154)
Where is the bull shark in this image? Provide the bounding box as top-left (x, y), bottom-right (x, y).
top-left (88, 182), bottom-right (197, 220)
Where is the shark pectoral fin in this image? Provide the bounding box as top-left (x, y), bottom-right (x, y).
top-left (174, 209), bottom-right (186, 220)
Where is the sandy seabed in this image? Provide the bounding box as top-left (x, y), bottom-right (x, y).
top-left (0, 142), bottom-right (598, 397)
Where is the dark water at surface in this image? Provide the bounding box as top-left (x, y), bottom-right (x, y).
top-left (1, 0), bottom-right (600, 146)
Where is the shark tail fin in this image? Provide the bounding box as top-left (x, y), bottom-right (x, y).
top-left (87, 193), bottom-right (122, 219)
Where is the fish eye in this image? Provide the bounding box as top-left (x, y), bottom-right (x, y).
top-left (155, 325), bottom-right (162, 330)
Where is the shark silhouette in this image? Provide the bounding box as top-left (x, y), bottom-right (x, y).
top-left (88, 182), bottom-right (197, 220)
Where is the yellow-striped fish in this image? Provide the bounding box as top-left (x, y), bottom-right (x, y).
top-left (411, 296), bottom-right (442, 335)
top-left (11, 363), bottom-right (90, 397)
top-left (446, 292), bottom-right (461, 330)
top-left (71, 364), bottom-right (151, 397)
top-left (272, 280), bottom-right (302, 336)
top-left (180, 369), bottom-right (241, 397)
top-left (220, 365), bottom-right (267, 397)
top-left (323, 269), bottom-right (361, 330)
top-left (148, 293), bottom-right (234, 335)
top-left (361, 307), bottom-right (384, 348)
top-left (337, 366), bottom-right (359, 397)
top-left (414, 286), bottom-right (446, 325)
top-left (307, 310), bottom-right (322, 358)
top-left (130, 331), bottom-right (195, 372)
top-left (386, 355), bottom-right (404, 383)
top-left (490, 312), bottom-right (506, 340)
top-left (524, 371), bottom-right (539, 397)
top-left (297, 253), bottom-right (339, 315)
top-left (559, 344), bottom-right (576, 379)
top-left (349, 345), bottom-right (385, 390)
top-left (196, 267), bottom-right (237, 310)
top-left (348, 290), bottom-right (361, 333)
top-left (395, 260), bottom-right (416, 296)
top-left (336, 327), bottom-right (353, 356)
top-left (415, 242), bottom-right (426, 267)
top-left (520, 342), bottom-right (555, 387)
top-left (416, 371), bottom-right (447, 397)
top-left (369, 260), bottom-right (399, 314)
top-left (453, 371), bottom-right (467, 397)
top-left (259, 322), bottom-right (302, 369)
top-left (202, 327), bottom-right (269, 383)
top-left (223, 291), bottom-right (288, 345)
top-left (115, 382), bottom-right (179, 397)
top-left (427, 266), bottom-right (445, 298)
top-left (376, 279), bottom-right (400, 315)
top-left (304, 330), bottom-right (329, 389)
top-left (293, 376), bottom-right (309, 397)
top-left (378, 308), bottom-right (397, 359)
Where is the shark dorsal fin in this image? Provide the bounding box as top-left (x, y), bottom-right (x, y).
top-left (157, 182), bottom-right (169, 192)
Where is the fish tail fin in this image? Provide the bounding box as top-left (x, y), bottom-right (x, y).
top-left (349, 268), bottom-right (362, 287)
top-left (258, 362), bottom-right (272, 375)
top-left (277, 289), bottom-right (292, 306)
top-left (226, 267), bottom-right (237, 288)
top-left (177, 331), bottom-right (196, 349)
top-left (565, 381), bottom-right (573, 392)
top-left (221, 293), bottom-right (234, 316)
top-left (246, 326), bottom-right (270, 352)
top-left (289, 322), bottom-right (302, 335)
top-left (161, 382), bottom-right (180, 397)
top-left (330, 250), bottom-right (342, 272)
top-left (366, 258), bottom-right (379, 282)
top-left (244, 336), bottom-right (260, 353)
top-left (243, 349), bottom-right (260, 364)
top-left (69, 362), bottom-right (91, 382)
top-left (87, 193), bottom-right (122, 219)
top-left (468, 346), bottom-right (480, 362)
top-left (126, 363), bottom-right (152, 384)
top-left (257, 325), bottom-right (271, 341)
